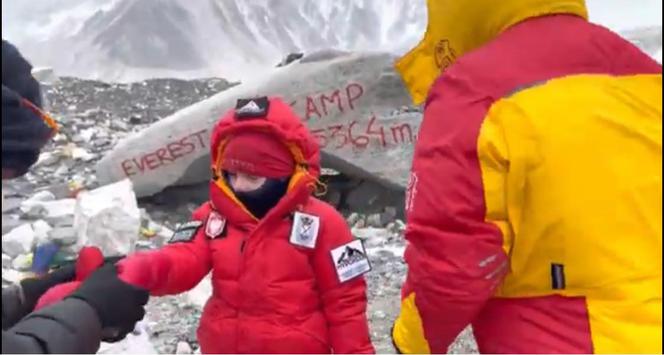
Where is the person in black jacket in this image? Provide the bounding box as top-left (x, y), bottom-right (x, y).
top-left (1, 39), bottom-right (151, 354)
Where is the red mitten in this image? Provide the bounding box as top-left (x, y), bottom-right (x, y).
top-left (74, 246), bottom-right (104, 280)
top-left (33, 246), bottom-right (105, 310)
top-left (117, 252), bottom-right (170, 294)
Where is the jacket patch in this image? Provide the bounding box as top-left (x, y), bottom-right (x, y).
top-left (205, 211), bottom-right (227, 239)
top-left (168, 220), bottom-right (203, 244)
top-left (330, 239), bottom-right (371, 283)
top-left (235, 97), bottom-right (269, 119)
top-left (289, 212), bottom-right (319, 249)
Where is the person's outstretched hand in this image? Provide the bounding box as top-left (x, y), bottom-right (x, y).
top-left (67, 263), bottom-right (150, 342)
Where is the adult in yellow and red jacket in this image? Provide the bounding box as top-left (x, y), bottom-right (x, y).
top-left (115, 97), bottom-right (375, 354)
top-left (391, 0), bottom-right (662, 353)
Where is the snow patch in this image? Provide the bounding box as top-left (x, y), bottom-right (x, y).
top-left (97, 321), bottom-right (158, 354)
top-left (185, 275), bottom-right (212, 308)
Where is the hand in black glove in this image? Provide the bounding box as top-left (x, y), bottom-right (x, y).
top-left (67, 264), bottom-right (149, 342)
top-left (19, 264), bottom-right (76, 311)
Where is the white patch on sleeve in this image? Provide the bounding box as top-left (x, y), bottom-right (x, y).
top-left (205, 211), bottom-right (227, 239)
top-left (330, 239), bottom-right (372, 283)
top-left (289, 212), bottom-right (320, 249)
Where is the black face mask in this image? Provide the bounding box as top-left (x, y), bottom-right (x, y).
top-left (224, 173), bottom-right (290, 219)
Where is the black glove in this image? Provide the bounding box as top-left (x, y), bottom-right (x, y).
top-left (67, 264), bottom-right (149, 342)
top-left (19, 264), bottom-right (76, 311)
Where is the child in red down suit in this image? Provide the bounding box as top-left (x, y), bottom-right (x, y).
top-left (118, 97), bottom-right (375, 354)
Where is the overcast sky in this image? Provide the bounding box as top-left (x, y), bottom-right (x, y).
top-left (587, 0), bottom-right (662, 30)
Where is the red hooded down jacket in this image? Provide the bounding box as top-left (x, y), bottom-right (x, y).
top-left (118, 97), bottom-right (375, 354)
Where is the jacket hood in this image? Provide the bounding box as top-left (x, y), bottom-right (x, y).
top-left (209, 97), bottom-right (321, 223)
top-left (396, 0), bottom-right (588, 104)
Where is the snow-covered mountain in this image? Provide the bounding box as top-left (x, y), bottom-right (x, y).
top-left (2, 0), bottom-right (661, 82)
top-left (2, 0), bottom-right (425, 82)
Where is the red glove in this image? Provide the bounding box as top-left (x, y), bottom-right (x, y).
top-left (33, 246), bottom-right (105, 310)
top-left (116, 252), bottom-right (169, 293)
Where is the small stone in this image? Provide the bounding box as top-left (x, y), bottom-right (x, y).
top-left (380, 206), bottom-right (397, 225)
top-left (135, 240), bottom-right (155, 251)
top-left (2, 254), bottom-right (12, 268)
top-left (2, 268), bottom-right (26, 284)
top-left (31, 220), bottom-right (53, 244)
top-left (2, 224), bottom-right (35, 257)
top-left (346, 213), bottom-right (361, 227)
top-left (46, 183), bottom-right (72, 199)
top-left (27, 190), bottom-right (56, 203)
top-left (373, 310), bottom-right (387, 320)
top-left (175, 341), bottom-right (192, 354)
top-left (72, 147), bottom-right (96, 161)
top-left (79, 128), bottom-right (97, 142)
top-left (2, 197), bottom-right (22, 213)
top-left (111, 120), bottom-right (129, 131)
top-left (48, 227), bottom-right (78, 245)
top-left (20, 198), bottom-right (76, 221)
top-left (52, 133), bottom-right (68, 144)
top-left (12, 253), bottom-right (33, 271)
top-left (366, 213), bottom-right (383, 228)
top-left (47, 215), bottom-right (75, 228)
top-left (94, 137), bottom-right (112, 147)
top-left (320, 168), bottom-right (340, 176)
top-left (386, 222), bottom-right (397, 233)
top-left (36, 152), bottom-right (61, 167)
top-left (2, 214), bottom-right (23, 235)
top-left (55, 164), bottom-right (69, 176)
top-left (353, 217), bottom-right (366, 229)
top-left (156, 226), bottom-right (174, 243)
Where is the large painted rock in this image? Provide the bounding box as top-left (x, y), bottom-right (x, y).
top-left (96, 51), bottom-right (421, 197)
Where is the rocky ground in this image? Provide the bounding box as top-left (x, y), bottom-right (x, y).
top-left (1, 76), bottom-right (477, 354)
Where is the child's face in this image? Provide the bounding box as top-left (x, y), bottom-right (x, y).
top-left (227, 171), bottom-right (267, 192)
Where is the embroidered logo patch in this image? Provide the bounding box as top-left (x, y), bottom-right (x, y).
top-left (168, 220), bottom-right (203, 244)
top-left (205, 211), bottom-right (227, 239)
top-left (289, 212), bottom-right (320, 249)
top-left (330, 239), bottom-right (371, 283)
top-left (235, 97), bottom-right (269, 119)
